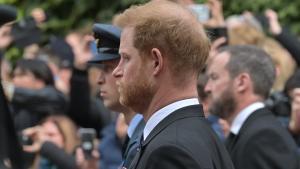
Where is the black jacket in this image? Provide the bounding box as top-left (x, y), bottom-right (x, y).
top-left (39, 141), bottom-right (78, 169)
top-left (129, 105), bottom-right (234, 169)
top-left (226, 108), bottom-right (299, 169)
top-left (0, 82), bottom-right (23, 169)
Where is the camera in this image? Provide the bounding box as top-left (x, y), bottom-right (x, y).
top-left (265, 91), bottom-right (291, 117)
top-left (79, 128), bottom-right (96, 159)
top-left (11, 16), bottom-right (42, 48)
top-left (18, 133), bottom-right (33, 146)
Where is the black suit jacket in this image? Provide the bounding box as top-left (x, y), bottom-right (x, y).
top-left (0, 82), bottom-right (23, 169)
top-left (226, 108), bottom-right (300, 169)
top-left (129, 105), bottom-right (234, 169)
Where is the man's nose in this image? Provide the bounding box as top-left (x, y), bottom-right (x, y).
top-left (204, 81), bottom-right (211, 93)
top-left (112, 63), bottom-right (122, 78)
top-left (97, 71), bottom-right (105, 85)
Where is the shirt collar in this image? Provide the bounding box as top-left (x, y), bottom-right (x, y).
top-left (127, 114), bottom-right (143, 138)
top-left (230, 102), bottom-right (265, 135)
top-left (143, 98), bottom-right (199, 140)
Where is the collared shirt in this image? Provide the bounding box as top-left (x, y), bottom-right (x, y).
top-left (230, 102), bottom-right (265, 135)
top-left (143, 98), bottom-right (199, 140)
top-left (127, 114), bottom-right (143, 138)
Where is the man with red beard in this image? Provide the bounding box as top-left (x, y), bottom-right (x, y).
top-left (205, 45), bottom-right (299, 169)
top-left (112, 1), bottom-right (234, 169)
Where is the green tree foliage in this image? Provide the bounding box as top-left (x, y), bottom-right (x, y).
top-left (1, 0), bottom-right (147, 35)
top-left (208, 0), bottom-right (300, 35)
top-left (2, 0), bottom-right (299, 35)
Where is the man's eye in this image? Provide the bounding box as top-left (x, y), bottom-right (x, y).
top-left (121, 54), bottom-right (130, 61)
top-left (210, 74), bottom-right (218, 80)
top-left (123, 56), bottom-right (129, 61)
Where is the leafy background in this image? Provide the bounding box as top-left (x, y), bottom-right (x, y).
top-left (1, 0), bottom-right (299, 35)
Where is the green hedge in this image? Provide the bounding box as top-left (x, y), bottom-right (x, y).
top-left (221, 0), bottom-right (300, 36)
top-left (2, 0), bottom-right (300, 35)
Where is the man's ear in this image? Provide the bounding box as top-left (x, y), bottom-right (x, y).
top-left (151, 48), bottom-right (163, 76)
top-left (235, 73), bottom-right (251, 93)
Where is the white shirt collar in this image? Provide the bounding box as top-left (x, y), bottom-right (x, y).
top-left (230, 102), bottom-right (265, 135)
top-left (143, 98), bottom-right (199, 140)
top-left (127, 114), bottom-right (143, 138)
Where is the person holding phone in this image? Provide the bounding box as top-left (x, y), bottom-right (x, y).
top-left (23, 115), bottom-right (79, 169)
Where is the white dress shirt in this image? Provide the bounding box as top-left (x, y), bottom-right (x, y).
top-left (143, 98), bottom-right (199, 140)
top-left (230, 102), bottom-right (265, 135)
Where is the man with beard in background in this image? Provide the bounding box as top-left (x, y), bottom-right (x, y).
top-left (205, 45), bottom-right (299, 169)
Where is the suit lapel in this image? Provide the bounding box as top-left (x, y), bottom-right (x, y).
top-left (238, 108), bottom-right (269, 136)
top-left (143, 104), bottom-right (204, 146)
top-left (128, 104), bottom-right (204, 169)
top-left (227, 108), bottom-right (268, 153)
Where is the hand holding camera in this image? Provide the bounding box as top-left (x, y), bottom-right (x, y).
top-left (78, 128), bottom-right (97, 159)
top-left (75, 147), bottom-right (99, 169)
top-left (76, 128), bottom-right (99, 169)
top-left (21, 126), bottom-right (48, 153)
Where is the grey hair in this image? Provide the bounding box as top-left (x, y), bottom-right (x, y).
top-left (220, 45), bottom-right (276, 99)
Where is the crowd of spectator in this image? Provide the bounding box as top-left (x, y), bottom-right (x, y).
top-left (0, 0), bottom-right (300, 168)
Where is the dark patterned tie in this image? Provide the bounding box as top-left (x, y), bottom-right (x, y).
top-left (126, 135), bottom-right (144, 169)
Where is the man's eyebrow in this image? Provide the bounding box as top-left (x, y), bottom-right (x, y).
top-left (119, 52), bottom-right (130, 57)
top-left (207, 72), bottom-right (215, 77)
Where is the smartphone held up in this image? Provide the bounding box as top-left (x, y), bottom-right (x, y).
top-left (78, 128), bottom-right (96, 159)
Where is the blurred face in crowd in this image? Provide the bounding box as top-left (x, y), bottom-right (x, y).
top-left (205, 52), bottom-right (237, 119)
top-left (42, 121), bottom-right (64, 149)
top-left (13, 67), bottom-right (45, 89)
top-left (97, 59), bottom-right (123, 112)
top-left (113, 28), bottom-right (154, 113)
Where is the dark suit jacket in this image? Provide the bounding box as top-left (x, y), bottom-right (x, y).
top-left (129, 105), bottom-right (234, 169)
top-left (0, 83), bottom-right (23, 169)
top-left (226, 108), bottom-right (300, 169)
